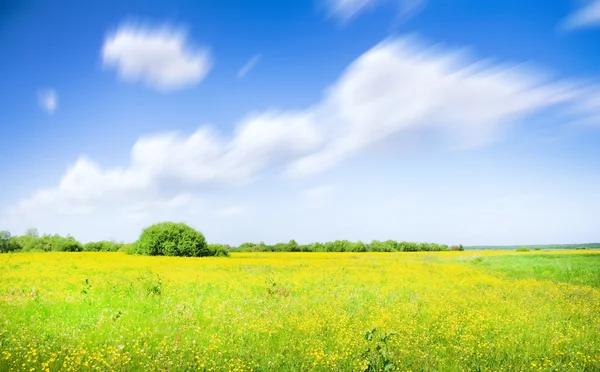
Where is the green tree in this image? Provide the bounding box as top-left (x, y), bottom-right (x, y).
top-left (287, 239), bottom-right (300, 252)
top-left (83, 241), bottom-right (121, 252)
top-left (134, 222), bottom-right (210, 257)
top-left (0, 231), bottom-right (19, 253)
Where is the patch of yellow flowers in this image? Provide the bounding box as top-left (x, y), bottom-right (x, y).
top-left (0, 250), bottom-right (598, 371)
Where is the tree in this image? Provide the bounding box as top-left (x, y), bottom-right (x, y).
top-left (83, 241), bottom-right (121, 252)
top-left (287, 239), bottom-right (300, 252)
top-left (25, 228), bottom-right (39, 238)
top-left (0, 231), bottom-right (19, 253)
top-left (133, 222), bottom-right (211, 257)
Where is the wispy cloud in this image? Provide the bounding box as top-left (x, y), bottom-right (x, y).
top-left (37, 89), bottom-right (58, 114)
top-left (562, 0), bottom-right (600, 29)
top-left (322, 0), bottom-right (426, 23)
top-left (102, 22), bottom-right (212, 92)
top-left (238, 54), bottom-right (262, 77)
top-left (8, 34), bottom-right (600, 228)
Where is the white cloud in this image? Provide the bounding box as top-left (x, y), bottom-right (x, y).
top-left (285, 36), bottom-right (582, 177)
top-left (562, 0), bottom-right (600, 29)
top-left (7, 34), bottom-right (600, 240)
top-left (323, 0), bottom-right (425, 22)
top-left (238, 54), bottom-right (262, 77)
top-left (37, 89), bottom-right (57, 114)
top-left (102, 23), bottom-right (212, 92)
top-left (9, 111), bottom-right (320, 219)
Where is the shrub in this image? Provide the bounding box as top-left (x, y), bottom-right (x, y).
top-left (399, 241), bottom-right (418, 252)
top-left (450, 244), bottom-right (465, 251)
top-left (134, 222), bottom-right (210, 257)
top-left (11, 235), bottom-right (42, 251)
top-left (45, 235), bottom-right (83, 252)
top-left (83, 241), bottom-right (121, 252)
top-left (120, 243), bottom-right (137, 255)
top-left (0, 231), bottom-right (21, 253)
top-left (286, 240), bottom-right (300, 252)
top-left (516, 247), bottom-right (530, 252)
top-left (12, 234), bottom-right (83, 252)
top-left (370, 240), bottom-right (394, 252)
top-left (349, 241), bottom-right (367, 252)
top-left (207, 244), bottom-right (231, 257)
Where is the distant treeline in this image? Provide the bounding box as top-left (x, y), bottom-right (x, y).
top-left (465, 243), bottom-right (600, 250)
top-left (0, 229), bottom-right (125, 253)
top-left (1, 228), bottom-right (464, 254)
top-left (224, 240), bottom-right (463, 252)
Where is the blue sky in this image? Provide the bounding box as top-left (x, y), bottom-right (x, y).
top-left (1, 0), bottom-right (600, 245)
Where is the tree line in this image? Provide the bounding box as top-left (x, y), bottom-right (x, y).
top-left (0, 225), bottom-right (464, 254)
top-left (0, 228), bottom-right (123, 253)
top-left (227, 240), bottom-right (463, 252)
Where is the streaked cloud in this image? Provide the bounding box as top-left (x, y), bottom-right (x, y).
top-left (8, 34), bottom-right (600, 229)
top-left (238, 54), bottom-right (262, 77)
top-left (322, 0), bottom-right (426, 22)
top-left (562, 0), bottom-right (600, 29)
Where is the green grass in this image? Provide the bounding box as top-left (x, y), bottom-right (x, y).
top-left (467, 253), bottom-right (600, 287)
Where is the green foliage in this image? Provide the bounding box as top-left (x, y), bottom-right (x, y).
top-left (398, 241), bottom-right (418, 252)
top-left (83, 241), bottom-right (121, 252)
top-left (349, 241), bottom-right (367, 252)
top-left (207, 244), bottom-right (231, 257)
top-left (119, 243), bottom-right (136, 254)
top-left (362, 328), bottom-right (396, 372)
top-left (516, 247), bottom-right (530, 252)
top-left (133, 222), bottom-right (211, 257)
top-left (450, 244), bottom-right (465, 251)
top-left (369, 240), bottom-right (393, 252)
top-left (0, 231), bottom-right (20, 253)
top-left (232, 239), bottom-right (453, 253)
top-left (11, 234), bottom-right (82, 252)
top-left (10, 235), bottom-right (39, 251)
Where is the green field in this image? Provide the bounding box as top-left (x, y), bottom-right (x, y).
top-left (1, 251), bottom-right (599, 371)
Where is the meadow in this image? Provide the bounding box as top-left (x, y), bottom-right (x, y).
top-left (0, 250), bottom-right (599, 371)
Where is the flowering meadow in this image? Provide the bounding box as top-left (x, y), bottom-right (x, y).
top-left (0, 251), bottom-right (599, 371)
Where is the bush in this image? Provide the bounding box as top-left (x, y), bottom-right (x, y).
top-left (134, 222), bottom-right (211, 257)
top-left (207, 244), bottom-right (231, 257)
top-left (11, 235), bottom-right (41, 251)
top-left (83, 241), bottom-right (121, 252)
top-left (11, 234), bottom-right (82, 252)
top-left (516, 247), bottom-right (530, 252)
top-left (399, 241), bottom-right (419, 252)
top-left (120, 243), bottom-right (137, 254)
top-left (44, 235), bottom-right (83, 252)
top-left (0, 231), bottom-right (20, 253)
